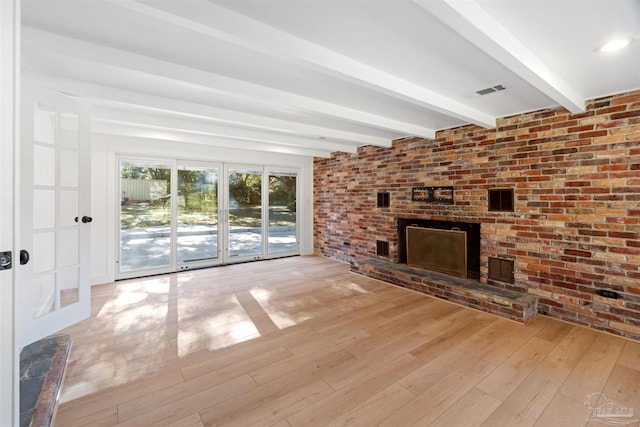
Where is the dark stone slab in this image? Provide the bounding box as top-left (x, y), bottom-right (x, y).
top-left (19, 335), bottom-right (72, 427)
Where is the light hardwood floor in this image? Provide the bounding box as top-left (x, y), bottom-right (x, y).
top-left (54, 256), bottom-right (640, 427)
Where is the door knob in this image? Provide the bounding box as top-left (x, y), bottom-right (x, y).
top-left (81, 216), bottom-right (93, 223)
top-left (20, 249), bottom-right (30, 265)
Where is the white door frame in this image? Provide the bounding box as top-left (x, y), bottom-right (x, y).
top-left (0, 0), bottom-right (19, 424)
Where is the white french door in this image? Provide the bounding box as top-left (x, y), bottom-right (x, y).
top-left (18, 85), bottom-right (91, 347)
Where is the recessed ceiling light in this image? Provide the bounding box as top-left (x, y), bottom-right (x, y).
top-left (595, 37), bottom-right (635, 53)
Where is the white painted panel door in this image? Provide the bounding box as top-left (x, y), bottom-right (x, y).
top-left (18, 85), bottom-right (91, 347)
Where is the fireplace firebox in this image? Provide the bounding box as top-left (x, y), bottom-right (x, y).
top-left (398, 218), bottom-right (480, 280)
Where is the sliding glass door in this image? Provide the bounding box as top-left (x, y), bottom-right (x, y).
top-left (267, 171), bottom-right (298, 255)
top-left (177, 165), bottom-right (219, 265)
top-left (119, 159), bottom-right (172, 273)
top-left (118, 159), bottom-right (298, 278)
top-left (227, 167), bottom-right (263, 260)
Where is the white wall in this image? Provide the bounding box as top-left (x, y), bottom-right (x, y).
top-left (90, 133), bottom-right (315, 285)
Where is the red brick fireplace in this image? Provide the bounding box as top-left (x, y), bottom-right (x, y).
top-left (314, 90), bottom-right (640, 340)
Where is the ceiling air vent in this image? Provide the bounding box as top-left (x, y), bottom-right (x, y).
top-left (475, 84), bottom-right (507, 96)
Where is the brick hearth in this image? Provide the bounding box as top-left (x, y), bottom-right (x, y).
top-left (352, 258), bottom-right (538, 323)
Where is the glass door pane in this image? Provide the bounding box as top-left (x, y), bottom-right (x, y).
top-left (268, 173), bottom-right (298, 254)
top-left (227, 168), bottom-right (262, 259)
top-left (32, 102), bottom-right (57, 318)
top-left (32, 105), bottom-right (82, 317)
top-left (119, 160), bottom-right (172, 273)
top-left (177, 165), bottom-right (219, 266)
top-left (58, 111), bottom-right (81, 308)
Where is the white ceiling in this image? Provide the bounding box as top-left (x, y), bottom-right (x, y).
top-left (21, 0), bottom-right (640, 158)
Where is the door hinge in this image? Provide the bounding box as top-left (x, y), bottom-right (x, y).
top-left (0, 251), bottom-right (12, 270)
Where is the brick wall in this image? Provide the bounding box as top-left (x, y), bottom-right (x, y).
top-left (314, 90), bottom-right (640, 340)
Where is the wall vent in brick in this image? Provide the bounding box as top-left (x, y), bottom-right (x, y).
top-left (488, 257), bottom-right (515, 284)
top-left (377, 192), bottom-right (390, 208)
top-left (376, 240), bottom-right (389, 257)
top-left (488, 189), bottom-right (514, 212)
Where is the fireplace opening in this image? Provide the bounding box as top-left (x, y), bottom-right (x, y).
top-left (398, 218), bottom-right (481, 280)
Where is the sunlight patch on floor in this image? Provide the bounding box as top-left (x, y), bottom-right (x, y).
top-left (250, 287), bottom-right (311, 329)
top-left (176, 295), bottom-right (261, 356)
